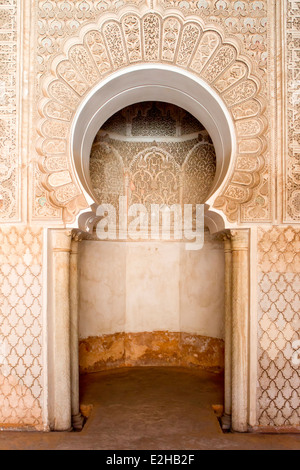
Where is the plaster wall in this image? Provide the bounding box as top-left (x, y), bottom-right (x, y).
top-left (78, 234), bottom-right (225, 340)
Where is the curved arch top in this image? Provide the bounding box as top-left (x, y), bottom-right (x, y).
top-left (71, 64), bottom-right (236, 207)
top-left (37, 8), bottom-right (267, 224)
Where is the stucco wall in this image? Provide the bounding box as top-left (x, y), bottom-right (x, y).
top-left (78, 232), bottom-right (225, 339)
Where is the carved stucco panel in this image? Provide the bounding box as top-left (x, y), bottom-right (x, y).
top-left (0, 0), bottom-right (19, 221)
top-left (284, 0), bottom-right (300, 222)
top-left (90, 102), bottom-right (216, 214)
top-left (35, 3), bottom-right (269, 224)
top-left (160, 0), bottom-right (268, 77)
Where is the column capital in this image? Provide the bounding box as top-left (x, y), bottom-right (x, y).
top-left (70, 230), bottom-right (84, 255)
top-left (51, 229), bottom-right (72, 253)
top-left (230, 229), bottom-right (249, 251)
top-left (71, 229), bottom-right (85, 242)
top-left (223, 232), bottom-right (232, 253)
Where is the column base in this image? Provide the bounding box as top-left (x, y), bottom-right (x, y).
top-left (72, 413), bottom-right (85, 431)
top-left (221, 413), bottom-right (231, 432)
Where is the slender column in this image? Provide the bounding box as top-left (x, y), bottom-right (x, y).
top-left (70, 234), bottom-right (84, 430)
top-left (222, 234), bottom-right (232, 430)
top-left (51, 229), bottom-right (72, 431)
top-left (230, 229), bottom-right (249, 432)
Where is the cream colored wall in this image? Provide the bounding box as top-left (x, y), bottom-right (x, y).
top-left (78, 232), bottom-right (225, 340)
top-left (78, 241), bottom-right (127, 338)
top-left (179, 236), bottom-right (225, 337)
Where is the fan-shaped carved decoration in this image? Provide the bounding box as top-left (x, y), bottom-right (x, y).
top-left (38, 9), bottom-right (267, 223)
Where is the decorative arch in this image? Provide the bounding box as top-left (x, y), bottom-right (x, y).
top-left (37, 8), bottom-right (267, 224)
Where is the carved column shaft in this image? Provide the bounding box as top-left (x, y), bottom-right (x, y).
top-left (230, 229), bottom-right (249, 433)
top-left (223, 235), bottom-right (232, 426)
top-left (51, 230), bottom-right (72, 431)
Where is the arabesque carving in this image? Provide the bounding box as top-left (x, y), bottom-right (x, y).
top-left (90, 102), bottom-right (216, 220)
top-left (37, 6), bottom-right (268, 223)
top-left (0, 0), bottom-right (18, 221)
top-left (284, 0), bottom-right (300, 222)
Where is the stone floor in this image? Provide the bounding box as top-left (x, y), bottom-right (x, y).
top-left (0, 367), bottom-right (299, 450)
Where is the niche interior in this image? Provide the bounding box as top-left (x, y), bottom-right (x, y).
top-left (78, 102), bottom-right (225, 374)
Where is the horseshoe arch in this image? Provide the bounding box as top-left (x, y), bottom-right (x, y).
top-left (37, 8), bottom-right (266, 225)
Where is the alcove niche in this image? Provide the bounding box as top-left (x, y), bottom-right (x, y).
top-left (77, 101), bottom-right (225, 373)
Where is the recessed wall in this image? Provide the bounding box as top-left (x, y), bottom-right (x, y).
top-left (78, 232), bottom-right (225, 372)
top-left (78, 101), bottom-right (224, 373)
top-left (89, 101), bottom-right (217, 232)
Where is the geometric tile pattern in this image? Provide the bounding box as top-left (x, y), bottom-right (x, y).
top-left (0, 226), bottom-right (44, 429)
top-left (258, 227), bottom-right (300, 274)
top-left (257, 227), bottom-right (300, 427)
